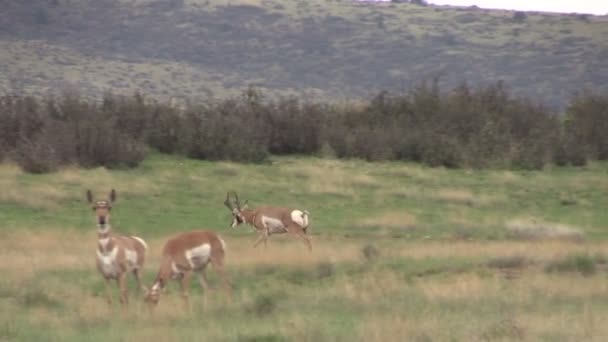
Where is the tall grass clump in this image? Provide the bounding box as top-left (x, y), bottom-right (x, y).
top-left (545, 253), bottom-right (597, 276)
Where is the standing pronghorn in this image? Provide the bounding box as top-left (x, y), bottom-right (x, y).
top-left (87, 189), bottom-right (147, 306)
top-left (144, 230), bottom-right (231, 308)
top-left (224, 191), bottom-right (312, 251)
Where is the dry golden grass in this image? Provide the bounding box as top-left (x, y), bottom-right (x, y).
top-left (385, 240), bottom-right (608, 261)
top-left (418, 273), bottom-right (504, 301)
top-left (3, 229), bottom-right (608, 341)
top-left (358, 314), bottom-right (418, 342)
top-left (356, 211), bottom-right (418, 230)
top-left (433, 187), bottom-right (501, 207)
top-left (505, 218), bottom-right (585, 241)
top-left (0, 162), bottom-right (161, 210)
top-left (0, 163), bottom-right (70, 209)
top-left (64, 166), bottom-right (161, 198)
top-left (296, 164), bottom-right (359, 196)
top-left (3, 231), bottom-right (605, 278)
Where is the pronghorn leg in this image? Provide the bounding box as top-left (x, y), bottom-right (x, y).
top-left (253, 231), bottom-right (266, 248)
top-left (103, 277), bottom-right (113, 305)
top-left (132, 269), bottom-right (144, 294)
top-left (198, 269), bottom-right (210, 308)
top-left (117, 272), bottom-right (129, 305)
top-left (287, 225), bottom-right (312, 252)
top-left (211, 257), bottom-right (232, 302)
top-left (263, 229), bottom-right (269, 248)
top-left (180, 271), bottom-right (192, 312)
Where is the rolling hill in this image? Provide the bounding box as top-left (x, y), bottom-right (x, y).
top-left (1, 0), bottom-right (607, 108)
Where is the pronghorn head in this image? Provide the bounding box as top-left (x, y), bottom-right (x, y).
top-left (143, 284), bottom-right (161, 306)
top-left (224, 191), bottom-right (248, 228)
top-left (86, 189), bottom-right (116, 230)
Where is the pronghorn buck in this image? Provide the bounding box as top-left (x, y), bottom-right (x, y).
top-left (87, 189), bottom-right (147, 305)
top-left (144, 230), bottom-right (231, 308)
top-left (224, 191), bottom-right (312, 251)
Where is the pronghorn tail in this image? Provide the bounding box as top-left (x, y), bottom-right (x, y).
top-left (218, 236), bottom-right (227, 252)
top-left (131, 236), bottom-right (148, 250)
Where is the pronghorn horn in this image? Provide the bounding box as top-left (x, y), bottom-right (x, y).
top-left (233, 191), bottom-right (242, 210)
top-left (86, 190), bottom-right (93, 203)
top-left (109, 189), bottom-right (116, 202)
top-left (224, 192), bottom-right (234, 210)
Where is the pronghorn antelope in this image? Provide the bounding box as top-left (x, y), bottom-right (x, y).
top-left (88, 189), bottom-right (147, 305)
top-left (144, 230), bottom-right (231, 308)
top-left (224, 191), bottom-right (312, 251)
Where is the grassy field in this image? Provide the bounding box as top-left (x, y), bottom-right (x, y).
top-left (1, 154), bottom-right (608, 341)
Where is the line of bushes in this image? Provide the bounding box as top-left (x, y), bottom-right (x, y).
top-left (0, 82), bottom-right (606, 173)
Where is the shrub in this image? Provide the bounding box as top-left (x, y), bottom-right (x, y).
top-left (563, 92), bottom-right (608, 161)
top-left (545, 254), bottom-right (597, 276)
top-left (362, 244), bottom-right (380, 262)
top-left (487, 256), bottom-right (531, 270)
top-left (250, 295), bottom-right (278, 317)
top-left (14, 135), bottom-right (59, 173)
top-left (316, 261), bottom-right (335, 279)
top-left (1, 83), bottom-right (606, 172)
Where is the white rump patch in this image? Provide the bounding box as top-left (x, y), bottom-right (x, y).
top-left (262, 216), bottom-right (286, 234)
top-left (131, 236), bottom-right (148, 250)
top-left (185, 244), bottom-right (211, 269)
top-left (291, 210), bottom-right (309, 228)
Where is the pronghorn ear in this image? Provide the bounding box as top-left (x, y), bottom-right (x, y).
top-left (86, 190), bottom-right (93, 203)
top-left (242, 200), bottom-right (249, 209)
top-left (109, 189), bottom-right (116, 203)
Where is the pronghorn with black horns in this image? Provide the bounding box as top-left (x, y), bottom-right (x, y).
top-left (224, 191), bottom-right (312, 251)
top-left (87, 189), bottom-right (147, 306)
top-left (143, 230), bottom-right (231, 308)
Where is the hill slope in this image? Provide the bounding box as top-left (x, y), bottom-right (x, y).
top-left (1, 0), bottom-right (607, 107)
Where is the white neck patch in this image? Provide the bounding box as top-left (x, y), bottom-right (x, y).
top-left (98, 237), bottom-right (110, 250)
top-left (97, 225), bottom-right (111, 234)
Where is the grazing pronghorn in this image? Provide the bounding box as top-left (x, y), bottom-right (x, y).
top-left (224, 191), bottom-right (312, 251)
top-left (144, 230), bottom-right (231, 308)
top-left (87, 189), bottom-right (147, 306)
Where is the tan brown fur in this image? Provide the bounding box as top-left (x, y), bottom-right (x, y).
top-left (88, 189), bottom-right (147, 306)
top-left (225, 192), bottom-right (312, 251)
top-left (144, 230), bottom-right (231, 308)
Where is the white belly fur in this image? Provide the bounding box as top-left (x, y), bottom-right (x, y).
top-left (185, 244), bottom-right (211, 270)
top-left (96, 246), bottom-right (139, 278)
top-left (262, 216), bottom-right (286, 234)
top-left (291, 210), bottom-right (309, 228)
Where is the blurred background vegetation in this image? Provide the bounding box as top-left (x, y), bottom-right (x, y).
top-left (0, 0), bottom-right (607, 109)
top-left (1, 84), bottom-right (607, 172)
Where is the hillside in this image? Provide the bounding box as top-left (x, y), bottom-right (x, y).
top-left (1, 0), bottom-right (607, 108)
